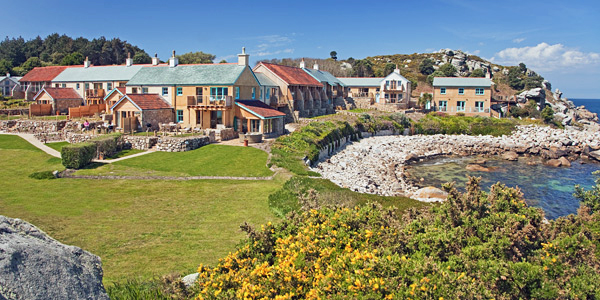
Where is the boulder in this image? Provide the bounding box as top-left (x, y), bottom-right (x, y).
top-left (466, 164), bottom-right (492, 172)
top-left (502, 151), bottom-right (519, 161)
top-left (545, 159), bottom-right (562, 167)
top-left (558, 156), bottom-right (571, 167)
top-left (182, 272), bottom-right (199, 288)
top-left (0, 216), bottom-right (109, 300)
top-left (589, 150), bottom-right (600, 161)
top-left (411, 187), bottom-right (448, 202)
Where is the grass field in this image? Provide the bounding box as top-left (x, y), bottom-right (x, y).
top-left (0, 134), bottom-right (281, 284)
top-left (75, 144), bottom-right (273, 177)
top-left (45, 141), bottom-right (69, 152)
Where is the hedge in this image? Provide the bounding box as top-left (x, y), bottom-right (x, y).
top-left (61, 142), bottom-right (96, 169)
top-left (90, 133), bottom-right (122, 159)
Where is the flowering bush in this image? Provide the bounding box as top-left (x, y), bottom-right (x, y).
top-left (195, 177), bottom-right (600, 299)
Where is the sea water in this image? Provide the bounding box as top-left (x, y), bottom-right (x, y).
top-left (407, 156), bottom-right (600, 219)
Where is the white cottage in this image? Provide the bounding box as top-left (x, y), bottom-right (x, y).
top-left (379, 67), bottom-right (411, 108)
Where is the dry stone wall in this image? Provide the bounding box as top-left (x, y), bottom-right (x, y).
top-left (122, 136), bottom-right (158, 150)
top-left (155, 136), bottom-right (210, 152)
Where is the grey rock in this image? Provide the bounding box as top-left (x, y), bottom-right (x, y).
top-left (589, 150), bottom-right (600, 161)
top-left (0, 215), bottom-right (109, 300)
top-left (182, 273), bottom-right (199, 288)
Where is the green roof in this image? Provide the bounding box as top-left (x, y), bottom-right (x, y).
top-left (53, 65), bottom-right (144, 82)
top-left (303, 68), bottom-right (345, 87)
top-left (432, 77), bottom-right (492, 87)
top-left (254, 72), bottom-right (277, 87)
top-left (337, 77), bottom-right (383, 87)
top-left (127, 64), bottom-right (247, 86)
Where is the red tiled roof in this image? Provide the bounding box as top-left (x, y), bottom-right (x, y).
top-left (20, 66), bottom-right (70, 82)
top-left (236, 100), bottom-right (286, 118)
top-left (116, 87), bottom-right (126, 94)
top-left (126, 94), bottom-right (172, 110)
top-left (258, 63), bottom-right (322, 87)
top-left (41, 88), bottom-right (82, 100)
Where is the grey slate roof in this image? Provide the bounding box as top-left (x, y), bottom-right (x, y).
top-left (127, 64), bottom-right (247, 86)
top-left (0, 76), bottom-right (22, 83)
top-left (432, 77), bottom-right (492, 87)
top-left (53, 65), bottom-right (144, 82)
top-left (254, 72), bottom-right (277, 87)
top-left (337, 77), bottom-right (383, 87)
top-left (303, 68), bottom-right (345, 87)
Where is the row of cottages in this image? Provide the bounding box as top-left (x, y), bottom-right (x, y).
top-left (338, 67), bottom-right (412, 111)
top-left (122, 49), bottom-right (286, 136)
top-left (18, 66), bottom-right (69, 100)
top-left (431, 77), bottom-right (493, 117)
top-left (299, 59), bottom-right (346, 109)
top-left (0, 73), bottom-right (22, 97)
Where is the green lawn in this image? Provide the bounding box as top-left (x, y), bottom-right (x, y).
top-left (45, 141), bottom-right (69, 152)
top-left (107, 149), bottom-right (145, 159)
top-left (75, 144), bottom-right (273, 178)
top-left (0, 135), bottom-right (281, 284)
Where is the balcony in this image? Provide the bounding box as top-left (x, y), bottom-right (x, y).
top-left (382, 85), bottom-right (404, 93)
top-left (85, 89), bottom-right (106, 99)
top-left (434, 107), bottom-right (490, 113)
top-left (187, 95), bottom-right (233, 109)
top-left (268, 96), bottom-right (286, 107)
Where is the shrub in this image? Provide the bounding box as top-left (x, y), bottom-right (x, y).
top-left (415, 113), bottom-right (516, 136)
top-left (28, 170), bottom-right (55, 180)
top-left (90, 133), bottom-right (122, 159)
top-left (61, 142), bottom-right (96, 169)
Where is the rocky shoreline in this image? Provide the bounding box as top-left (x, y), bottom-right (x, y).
top-left (311, 125), bottom-right (600, 201)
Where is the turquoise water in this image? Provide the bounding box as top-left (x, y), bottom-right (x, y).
top-left (407, 156), bottom-right (600, 219)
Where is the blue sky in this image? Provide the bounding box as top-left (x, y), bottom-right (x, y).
top-left (2, 0), bottom-right (599, 98)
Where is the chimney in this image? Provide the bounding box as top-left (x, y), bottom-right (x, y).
top-left (485, 69), bottom-right (491, 79)
top-left (299, 58), bottom-right (306, 69)
top-left (169, 50), bottom-right (178, 67)
top-left (126, 52), bottom-right (133, 67)
top-left (84, 57), bottom-right (91, 68)
top-left (237, 47), bottom-right (249, 66)
top-left (152, 53), bottom-right (159, 66)
top-left (313, 61), bottom-right (319, 70)
top-left (394, 64), bottom-right (400, 74)
top-left (6, 73), bottom-right (10, 78)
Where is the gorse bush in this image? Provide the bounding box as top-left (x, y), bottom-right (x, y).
top-left (61, 142), bottom-right (96, 169)
top-left (195, 177), bottom-right (600, 299)
top-left (416, 113), bottom-right (516, 136)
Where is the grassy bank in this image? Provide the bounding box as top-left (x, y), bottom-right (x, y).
top-left (0, 135), bottom-right (281, 284)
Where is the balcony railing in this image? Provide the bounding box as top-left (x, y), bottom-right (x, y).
top-left (85, 89), bottom-right (106, 98)
top-left (434, 107), bottom-right (490, 113)
top-left (350, 92), bottom-right (373, 98)
top-left (187, 95), bottom-right (233, 107)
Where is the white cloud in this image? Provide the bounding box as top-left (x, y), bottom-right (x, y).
top-left (491, 42), bottom-right (600, 71)
top-left (512, 38), bottom-right (526, 43)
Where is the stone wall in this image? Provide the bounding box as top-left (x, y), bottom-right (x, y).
top-left (155, 136), bottom-right (210, 152)
top-left (206, 128), bottom-right (236, 141)
top-left (122, 136), bottom-right (158, 150)
top-left (56, 99), bottom-right (83, 114)
top-left (0, 120), bottom-right (67, 133)
top-left (141, 109), bottom-right (173, 131)
top-left (0, 108), bottom-right (28, 116)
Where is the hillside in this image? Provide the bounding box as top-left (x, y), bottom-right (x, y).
top-left (261, 49), bottom-right (548, 99)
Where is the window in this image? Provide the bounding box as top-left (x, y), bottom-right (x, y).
top-left (458, 88), bottom-right (464, 95)
top-left (142, 87), bottom-right (148, 94)
top-left (132, 87), bottom-right (138, 94)
top-left (162, 87), bottom-right (169, 96)
top-left (94, 83), bottom-right (103, 89)
top-left (76, 83), bottom-right (80, 89)
top-left (55, 84), bottom-right (59, 88)
top-left (475, 88), bottom-right (484, 95)
top-left (235, 87), bottom-right (240, 99)
top-left (475, 101), bottom-right (484, 112)
top-left (440, 87), bottom-right (446, 95)
top-left (210, 87), bottom-right (228, 101)
top-left (176, 110), bottom-right (183, 123)
top-left (107, 83), bottom-right (112, 91)
top-left (85, 83), bottom-right (90, 90)
top-left (196, 87), bottom-right (203, 96)
top-left (176, 87), bottom-right (183, 96)
top-left (252, 87), bottom-right (256, 99)
top-left (457, 101), bottom-right (466, 112)
top-left (61, 83), bottom-right (66, 88)
top-left (266, 88), bottom-right (270, 100)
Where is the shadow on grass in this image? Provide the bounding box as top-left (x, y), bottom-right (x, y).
top-left (81, 162), bottom-right (108, 170)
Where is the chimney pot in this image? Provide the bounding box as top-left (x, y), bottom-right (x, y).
top-left (299, 58), bottom-right (305, 69)
top-left (152, 53), bottom-right (159, 66)
top-left (313, 61), bottom-right (319, 70)
top-left (84, 57), bottom-right (91, 68)
top-left (169, 51), bottom-right (179, 67)
top-left (238, 46), bottom-right (249, 66)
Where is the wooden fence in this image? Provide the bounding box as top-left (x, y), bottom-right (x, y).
top-left (122, 117), bottom-right (139, 133)
top-left (68, 104), bottom-right (104, 119)
top-left (29, 104), bottom-right (53, 116)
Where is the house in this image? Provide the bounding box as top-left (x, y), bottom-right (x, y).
top-left (126, 48), bottom-right (260, 129)
top-left (338, 77), bottom-right (383, 106)
top-left (254, 72), bottom-right (280, 107)
top-left (234, 100), bottom-right (286, 138)
top-left (18, 66), bottom-right (70, 100)
top-left (253, 62), bottom-right (325, 121)
top-left (51, 56), bottom-right (145, 106)
top-left (0, 73), bottom-right (22, 97)
top-left (103, 87), bottom-right (127, 112)
top-left (300, 59), bottom-right (346, 108)
top-left (111, 94), bottom-right (173, 131)
top-left (380, 67), bottom-right (411, 109)
top-left (33, 87), bottom-right (83, 114)
top-left (432, 77), bottom-right (493, 116)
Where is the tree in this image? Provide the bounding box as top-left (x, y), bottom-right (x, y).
top-left (518, 62), bottom-right (527, 73)
top-left (439, 63), bottom-right (457, 77)
top-left (21, 57), bottom-right (42, 72)
top-left (507, 67), bottom-right (525, 90)
top-left (60, 52), bottom-right (84, 65)
top-left (351, 59), bottom-right (374, 77)
top-left (0, 59), bottom-right (14, 75)
top-left (427, 70), bottom-right (445, 85)
top-left (418, 93), bottom-right (432, 109)
top-left (419, 58), bottom-right (435, 75)
top-left (176, 51), bottom-right (216, 64)
top-left (133, 51), bottom-right (151, 64)
top-left (383, 63), bottom-right (396, 75)
top-left (219, 59), bottom-right (227, 63)
top-left (330, 51), bottom-right (337, 61)
top-left (524, 75), bottom-right (544, 90)
top-left (541, 106), bottom-right (555, 123)
top-left (470, 68), bottom-right (485, 78)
